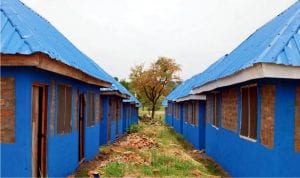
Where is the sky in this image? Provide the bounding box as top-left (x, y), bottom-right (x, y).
top-left (21, 0), bottom-right (296, 80)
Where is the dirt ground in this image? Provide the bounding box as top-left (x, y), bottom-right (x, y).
top-left (71, 117), bottom-right (228, 177)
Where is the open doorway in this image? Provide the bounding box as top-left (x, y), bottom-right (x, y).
top-left (79, 93), bottom-right (85, 162)
top-left (32, 84), bottom-right (48, 177)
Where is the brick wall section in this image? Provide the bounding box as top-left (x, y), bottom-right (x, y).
top-left (295, 87), bottom-right (300, 152)
top-left (260, 85), bottom-right (275, 149)
top-left (221, 88), bottom-right (238, 132)
top-left (206, 95), bottom-right (210, 123)
top-left (0, 77), bottom-right (16, 143)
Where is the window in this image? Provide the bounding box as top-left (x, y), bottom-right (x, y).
top-left (0, 77), bottom-right (15, 143)
top-left (212, 92), bottom-right (221, 128)
top-left (116, 99), bottom-right (121, 120)
top-left (206, 95), bottom-right (211, 123)
top-left (240, 85), bottom-right (257, 140)
top-left (57, 84), bottom-right (72, 134)
top-left (87, 91), bottom-right (95, 127)
top-left (73, 88), bottom-right (79, 131)
top-left (184, 102), bottom-right (188, 122)
top-left (174, 103), bottom-right (180, 119)
top-left (192, 101), bottom-right (199, 126)
top-left (188, 102), bottom-right (193, 124)
top-left (108, 98), bottom-right (113, 121)
top-left (95, 93), bottom-right (100, 123)
top-left (100, 96), bottom-right (104, 120)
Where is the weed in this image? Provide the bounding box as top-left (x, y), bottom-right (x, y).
top-left (127, 123), bottom-right (144, 133)
top-left (102, 162), bottom-right (125, 177)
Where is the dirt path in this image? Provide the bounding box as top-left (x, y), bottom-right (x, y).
top-left (72, 118), bottom-right (228, 177)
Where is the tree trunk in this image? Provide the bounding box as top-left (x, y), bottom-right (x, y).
top-left (151, 104), bottom-right (155, 119)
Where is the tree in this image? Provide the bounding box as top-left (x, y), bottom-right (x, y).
top-left (130, 57), bottom-right (181, 119)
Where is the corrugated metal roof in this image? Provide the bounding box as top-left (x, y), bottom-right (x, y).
top-left (164, 1), bottom-right (300, 105)
top-left (100, 74), bottom-right (141, 106)
top-left (193, 1), bottom-right (300, 90)
top-left (162, 55), bottom-right (226, 106)
top-left (1, 0), bottom-right (111, 84)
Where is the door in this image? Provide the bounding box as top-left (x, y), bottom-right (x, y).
top-left (79, 94), bottom-right (85, 162)
top-left (32, 84), bottom-right (48, 177)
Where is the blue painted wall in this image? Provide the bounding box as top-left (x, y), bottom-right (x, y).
top-left (99, 96), bottom-right (109, 146)
top-left (205, 79), bottom-right (300, 177)
top-left (0, 66), bottom-right (102, 177)
top-left (164, 100), bottom-right (205, 150)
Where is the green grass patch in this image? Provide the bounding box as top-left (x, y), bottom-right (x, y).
top-left (127, 123), bottom-right (144, 134)
top-left (102, 162), bottom-right (125, 177)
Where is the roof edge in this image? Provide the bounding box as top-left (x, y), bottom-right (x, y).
top-left (192, 63), bottom-right (300, 94)
top-left (100, 90), bottom-right (129, 99)
top-left (0, 53), bottom-right (112, 88)
top-left (176, 94), bottom-right (206, 102)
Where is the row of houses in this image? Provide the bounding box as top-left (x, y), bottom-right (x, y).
top-left (0, 0), bottom-right (140, 177)
top-left (164, 1), bottom-right (300, 177)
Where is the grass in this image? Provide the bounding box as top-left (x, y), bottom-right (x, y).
top-left (74, 112), bottom-right (227, 177)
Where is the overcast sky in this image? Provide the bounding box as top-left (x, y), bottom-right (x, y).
top-left (21, 0), bottom-right (296, 80)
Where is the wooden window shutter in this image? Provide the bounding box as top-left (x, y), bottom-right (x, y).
top-left (87, 92), bottom-right (95, 127)
top-left (195, 102), bottom-right (199, 126)
top-left (65, 86), bottom-right (72, 132)
top-left (249, 86), bottom-right (257, 140)
top-left (100, 96), bottom-right (104, 120)
top-left (57, 84), bottom-right (72, 134)
top-left (206, 95), bottom-right (210, 123)
top-left (50, 80), bottom-right (56, 135)
top-left (108, 98), bottom-right (112, 122)
top-left (240, 87), bottom-right (249, 137)
top-left (0, 77), bottom-right (16, 143)
top-left (240, 85), bottom-right (258, 140)
top-left (95, 93), bottom-right (100, 123)
top-left (212, 93), bottom-right (221, 127)
top-left (73, 88), bottom-right (79, 131)
top-left (184, 103), bottom-right (188, 122)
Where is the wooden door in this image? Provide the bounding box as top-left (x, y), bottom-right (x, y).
top-left (32, 84), bottom-right (48, 177)
top-left (79, 94), bottom-right (85, 162)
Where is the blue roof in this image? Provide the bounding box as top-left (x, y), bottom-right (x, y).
top-left (124, 93), bottom-right (142, 107)
top-left (99, 74), bottom-right (141, 106)
top-left (1, 0), bottom-right (111, 84)
top-left (193, 1), bottom-right (300, 90)
top-left (164, 1), bottom-right (300, 106)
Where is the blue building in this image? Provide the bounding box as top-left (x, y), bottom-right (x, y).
top-left (165, 1), bottom-right (300, 176)
top-left (163, 76), bottom-right (206, 150)
top-left (99, 78), bottom-right (141, 146)
top-left (0, 0), bottom-right (140, 177)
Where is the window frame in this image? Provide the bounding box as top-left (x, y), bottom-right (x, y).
top-left (239, 84), bottom-right (258, 142)
top-left (211, 92), bottom-right (221, 129)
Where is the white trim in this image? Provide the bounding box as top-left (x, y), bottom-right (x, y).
top-left (239, 135), bottom-right (257, 143)
top-left (211, 124), bottom-right (219, 130)
top-left (192, 63), bottom-right (300, 94)
top-left (176, 94), bottom-right (206, 102)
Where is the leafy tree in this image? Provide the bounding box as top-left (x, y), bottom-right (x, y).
top-left (119, 79), bottom-right (131, 92)
top-left (130, 57), bottom-right (181, 119)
